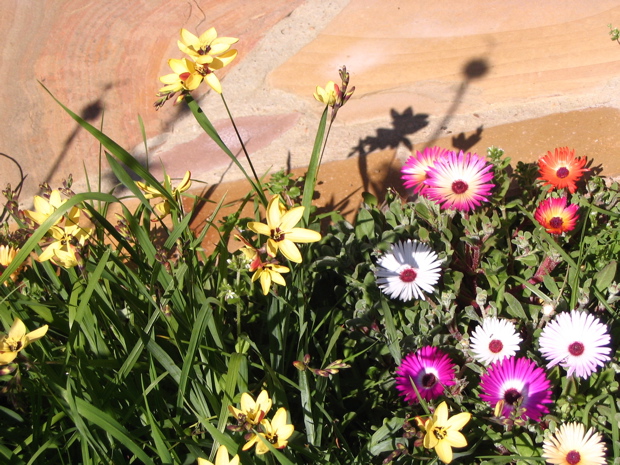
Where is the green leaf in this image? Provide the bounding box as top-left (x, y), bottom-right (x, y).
top-left (355, 209), bottom-right (375, 240)
top-left (302, 106), bottom-right (329, 225)
top-left (503, 293), bottom-right (527, 320)
top-left (594, 260), bottom-right (617, 292)
top-left (75, 398), bottom-right (155, 465)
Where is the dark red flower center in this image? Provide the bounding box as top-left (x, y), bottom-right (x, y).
top-left (568, 341), bottom-right (585, 356)
top-left (421, 373), bottom-right (438, 388)
top-left (566, 450), bottom-right (581, 465)
top-left (549, 217), bottom-right (563, 229)
top-left (556, 167), bottom-right (570, 179)
top-left (488, 339), bottom-right (503, 354)
top-left (451, 180), bottom-right (469, 194)
top-left (503, 388), bottom-right (522, 405)
top-left (271, 228), bottom-right (285, 242)
top-left (399, 268), bottom-right (417, 283)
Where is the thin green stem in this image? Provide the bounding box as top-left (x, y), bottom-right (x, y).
top-left (220, 93), bottom-right (263, 193)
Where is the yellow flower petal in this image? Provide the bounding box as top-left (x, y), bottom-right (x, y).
top-left (435, 440), bottom-right (454, 464)
top-left (285, 227), bottom-right (322, 243)
top-left (447, 412), bottom-right (472, 432)
top-left (278, 240), bottom-right (302, 263)
top-left (278, 206), bottom-right (305, 232)
top-left (247, 222), bottom-right (271, 237)
top-left (204, 73), bottom-right (222, 94)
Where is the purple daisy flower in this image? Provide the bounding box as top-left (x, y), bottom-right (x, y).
top-left (401, 146), bottom-right (449, 194)
top-left (424, 150), bottom-right (495, 212)
top-left (395, 346), bottom-right (456, 404)
top-left (539, 310), bottom-right (611, 379)
top-left (479, 356), bottom-right (552, 421)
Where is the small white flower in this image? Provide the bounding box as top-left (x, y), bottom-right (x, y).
top-left (542, 422), bottom-right (606, 465)
top-left (470, 317), bottom-right (522, 365)
top-left (375, 240), bottom-right (441, 302)
top-left (539, 310), bottom-right (611, 379)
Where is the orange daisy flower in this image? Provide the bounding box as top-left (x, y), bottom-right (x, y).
top-left (534, 197), bottom-right (579, 235)
top-left (537, 147), bottom-right (587, 194)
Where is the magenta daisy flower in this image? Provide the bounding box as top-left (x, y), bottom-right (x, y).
top-left (479, 357), bottom-right (552, 421)
top-left (424, 150), bottom-right (495, 212)
top-left (395, 346), bottom-right (456, 404)
top-left (401, 146), bottom-right (449, 194)
top-left (539, 310), bottom-right (611, 379)
top-left (375, 240), bottom-right (441, 302)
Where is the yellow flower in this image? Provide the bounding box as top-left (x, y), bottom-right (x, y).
top-left (38, 222), bottom-right (92, 268)
top-left (242, 407), bottom-right (294, 455)
top-left (178, 28), bottom-right (238, 65)
top-left (418, 401), bottom-right (471, 464)
top-left (159, 58), bottom-right (205, 96)
top-left (0, 245), bottom-right (18, 267)
top-left (252, 263), bottom-right (290, 295)
top-left (0, 318), bottom-right (48, 365)
top-left (24, 190), bottom-right (74, 226)
top-left (247, 195), bottom-right (321, 263)
top-left (313, 81), bottom-right (338, 106)
top-left (197, 445), bottom-right (239, 465)
top-left (136, 171), bottom-right (192, 219)
top-left (229, 390), bottom-right (273, 426)
top-left (0, 245), bottom-right (23, 283)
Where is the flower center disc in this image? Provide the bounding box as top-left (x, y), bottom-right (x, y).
top-left (566, 450), bottom-right (581, 465)
top-left (556, 167), bottom-right (570, 179)
top-left (488, 339), bottom-right (504, 354)
top-left (271, 228), bottom-right (285, 242)
top-left (503, 388), bottom-right (522, 405)
top-left (451, 180), bottom-right (469, 194)
top-left (399, 268), bottom-right (417, 283)
top-left (421, 373), bottom-right (438, 388)
top-left (549, 217), bottom-right (563, 229)
top-left (568, 341), bottom-right (585, 356)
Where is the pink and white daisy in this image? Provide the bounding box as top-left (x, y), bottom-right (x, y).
top-left (479, 356), bottom-right (552, 421)
top-left (375, 240), bottom-right (441, 302)
top-left (538, 310), bottom-right (611, 379)
top-left (401, 146), bottom-right (449, 194)
top-left (424, 150), bottom-right (495, 212)
top-left (395, 346), bottom-right (456, 404)
top-left (542, 422), bottom-right (606, 465)
top-left (470, 317), bottom-right (522, 365)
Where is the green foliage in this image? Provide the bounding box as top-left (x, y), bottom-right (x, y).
top-left (1, 64), bottom-right (619, 465)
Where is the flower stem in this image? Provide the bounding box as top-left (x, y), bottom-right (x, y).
top-left (220, 94), bottom-right (263, 194)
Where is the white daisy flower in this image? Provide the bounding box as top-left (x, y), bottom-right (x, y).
top-left (470, 317), bottom-right (522, 365)
top-left (375, 240), bottom-right (441, 302)
top-left (538, 310), bottom-right (611, 379)
top-left (542, 422), bottom-right (606, 465)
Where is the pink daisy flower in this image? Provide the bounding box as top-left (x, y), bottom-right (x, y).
top-left (424, 150), bottom-right (495, 212)
top-left (539, 310), bottom-right (611, 379)
top-left (479, 357), bottom-right (552, 421)
top-left (401, 146), bottom-right (449, 194)
top-left (394, 346), bottom-right (456, 404)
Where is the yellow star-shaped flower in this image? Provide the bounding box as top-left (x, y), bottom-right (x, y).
top-left (252, 263), bottom-right (290, 295)
top-left (228, 390), bottom-right (273, 426)
top-left (418, 401), bottom-right (471, 464)
top-left (0, 318), bottom-right (48, 366)
top-left (178, 28), bottom-right (238, 65)
top-left (197, 445), bottom-right (239, 465)
top-left (247, 195), bottom-right (321, 263)
top-left (242, 407), bottom-right (295, 455)
top-left (313, 81), bottom-right (338, 106)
